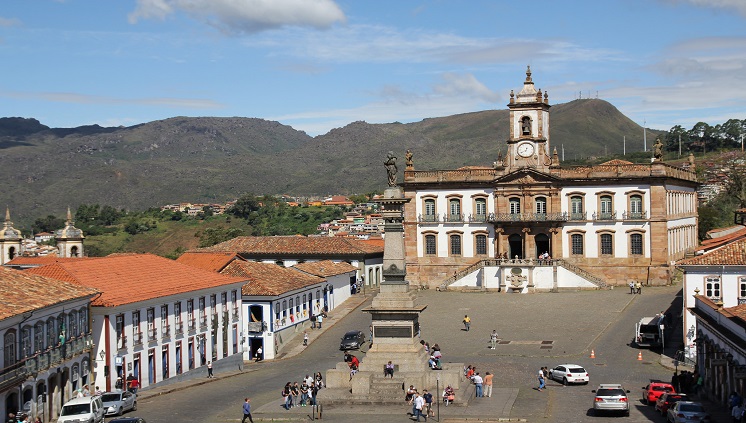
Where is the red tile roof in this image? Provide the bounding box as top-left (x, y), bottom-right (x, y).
top-left (0, 267), bottom-right (98, 321)
top-left (292, 260), bottom-right (358, 277)
top-left (221, 261), bottom-right (324, 296)
top-left (176, 251), bottom-right (240, 272)
top-left (599, 159), bottom-right (633, 165)
top-left (360, 238), bottom-right (384, 249)
top-left (5, 256), bottom-right (89, 266)
top-left (198, 236), bottom-right (384, 256)
top-left (26, 254), bottom-right (247, 307)
top-left (679, 238), bottom-right (746, 266)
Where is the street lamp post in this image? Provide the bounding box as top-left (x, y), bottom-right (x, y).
top-left (436, 373), bottom-right (440, 422)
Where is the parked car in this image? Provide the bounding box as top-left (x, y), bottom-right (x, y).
top-left (57, 396), bottom-right (105, 423)
top-left (666, 401), bottom-right (710, 423)
top-left (642, 381), bottom-right (675, 405)
top-left (655, 392), bottom-right (688, 415)
top-left (108, 418), bottom-right (147, 423)
top-left (592, 383), bottom-right (630, 416)
top-left (547, 364), bottom-right (589, 385)
top-left (339, 330), bottom-right (366, 350)
top-left (102, 390), bottom-right (137, 416)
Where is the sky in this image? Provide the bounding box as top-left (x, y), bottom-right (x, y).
top-left (0, 0), bottom-right (745, 136)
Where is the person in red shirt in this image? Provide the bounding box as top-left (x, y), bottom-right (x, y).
top-left (128, 376), bottom-right (140, 395)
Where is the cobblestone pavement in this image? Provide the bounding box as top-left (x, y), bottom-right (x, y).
top-left (133, 286), bottom-right (733, 422)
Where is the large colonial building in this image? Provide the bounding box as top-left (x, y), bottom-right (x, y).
top-left (403, 67), bottom-right (699, 290)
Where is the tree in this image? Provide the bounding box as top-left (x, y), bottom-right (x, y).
top-left (227, 194), bottom-right (261, 219)
top-left (33, 215), bottom-right (65, 233)
top-left (198, 227), bottom-right (243, 248)
top-left (726, 166), bottom-right (746, 208)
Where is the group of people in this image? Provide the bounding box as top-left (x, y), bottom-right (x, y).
top-left (5, 413), bottom-right (41, 423)
top-left (729, 391), bottom-right (745, 423)
top-left (114, 373), bottom-right (140, 394)
top-left (464, 365), bottom-right (493, 397)
top-left (280, 373), bottom-right (324, 410)
top-left (420, 340), bottom-right (443, 370)
top-left (628, 280), bottom-right (643, 294)
top-left (405, 385), bottom-right (435, 421)
top-left (671, 369), bottom-right (702, 395)
top-left (74, 384), bottom-right (103, 398)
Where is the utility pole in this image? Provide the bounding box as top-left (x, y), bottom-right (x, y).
top-left (562, 144), bottom-right (565, 161)
top-left (623, 136), bottom-right (626, 156)
top-left (643, 119), bottom-right (647, 152)
top-left (679, 134), bottom-right (682, 158)
top-left (741, 134), bottom-right (744, 152)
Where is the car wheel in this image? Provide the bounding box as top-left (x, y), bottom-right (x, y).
top-left (118, 407), bottom-right (123, 416)
top-left (562, 377), bottom-right (568, 386)
top-left (132, 401), bottom-right (137, 411)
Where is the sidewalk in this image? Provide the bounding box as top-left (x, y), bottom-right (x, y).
top-left (135, 291), bottom-right (375, 402)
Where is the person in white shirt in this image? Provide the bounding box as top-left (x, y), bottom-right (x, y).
top-left (473, 373), bottom-right (484, 397)
top-left (414, 392), bottom-right (426, 422)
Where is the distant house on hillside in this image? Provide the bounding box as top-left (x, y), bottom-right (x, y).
top-left (323, 196), bottom-right (354, 206)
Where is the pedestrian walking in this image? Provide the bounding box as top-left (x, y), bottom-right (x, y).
top-left (629, 281), bottom-right (635, 294)
top-left (414, 392), bottom-right (426, 422)
top-left (463, 315), bottom-right (471, 331)
top-left (537, 368), bottom-right (545, 391)
top-left (490, 330), bottom-right (498, 349)
top-left (484, 372), bottom-right (493, 398)
top-left (635, 281), bottom-right (642, 294)
top-left (255, 346), bottom-right (263, 362)
top-left (207, 361), bottom-right (214, 378)
top-left (310, 313), bottom-right (316, 329)
top-left (473, 372), bottom-right (483, 397)
top-left (317, 313), bottom-right (323, 329)
top-left (241, 398), bottom-right (254, 423)
top-left (303, 331), bottom-right (308, 347)
top-left (423, 389), bottom-right (434, 417)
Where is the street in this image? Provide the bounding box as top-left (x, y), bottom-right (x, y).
top-left (133, 285), bottom-right (694, 422)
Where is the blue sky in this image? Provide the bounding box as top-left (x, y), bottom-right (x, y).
top-left (0, 0), bottom-right (744, 136)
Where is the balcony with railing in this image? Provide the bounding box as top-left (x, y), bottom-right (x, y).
top-left (161, 324), bottom-right (171, 339)
top-left (488, 212), bottom-right (569, 223)
top-left (247, 321), bottom-right (266, 333)
top-left (468, 214), bottom-right (488, 223)
top-left (592, 211), bottom-right (617, 221)
top-left (232, 308), bottom-right (239, 322)
top-left (622, 211), bottom-right (648, 220)
top-left (132, 331), bottom-right (143, 346)
top-left (148, 327), bottom-right (157, 342)
top-left (187, 317), bottom-right (196, 331)
top-left (174, 321), bottom-right (184, 335)
top-left (11, 334), bottom-right (93, 381)
top-left (418, 213), bottom-right (440, 223)
top-left (0, 360), bottom-right (28, 392)
top-left (199, 315), bottom-right (208, 329)
top-left (445, 213), bottom-right (465, 223)
top-left (116, 334), bottom-right (127, 350)
top-left (569, 212), bottom-right (587, 221)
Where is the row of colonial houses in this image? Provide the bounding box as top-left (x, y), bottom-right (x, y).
top-left (0, 235), bottom-right (383, 422)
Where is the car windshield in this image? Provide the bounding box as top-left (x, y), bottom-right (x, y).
top-left (60, 404), bottom-right (90, 416)
top-left (680, 404), bottom-right (705, 412)
top-left (569, 367), bottom-right (585, 373)
top-left (596, 389), bottom-right (625, 397)
top-left (344, 334), bottom-right (358, 339)
top-left (652, 385), bottom-right (671, 391)
top-left (102, 394), bottom-right (121, 402)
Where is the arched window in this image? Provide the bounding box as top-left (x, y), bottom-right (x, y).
top-left (46, 318), bottom-right (56, 348)
top-left (8, 246), bottom-right (15, 260)
top-left (34, 321), bottom-right (44, 352)
top-left (4, 331), bottom-right (16, 367)
top-left (448, 198), bottom-right (461, 221)
top-left (600, 195), bottom-right (613, 219)
top-left (424, 198), bottom-right (436, 221)
top-left (69, 310), bottom-right (78, 338)
top-left (70, 246), bottom-right (79, 257)
top-left (474, 198), bottom-right (487, 221)
top-left (630, 195), bottom-right (643, 218)
top-left (79, 308), bottom-right (88, 334)
top-left (521, 116), bottom-right (531, 136)
top-left (509, 198), bottom-right (521, 215)
top-left (570, 196), bottom-right (583, 219)
top-left (535, 197), bottom-right (547, 215)
top-left (20, 326), bottom-right (30, 358)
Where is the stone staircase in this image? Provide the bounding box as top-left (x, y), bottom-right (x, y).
top-left (368, 374), bottom-right (406, 401)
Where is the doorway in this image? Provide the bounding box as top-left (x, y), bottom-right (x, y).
top-left (508, 234), bottom-right (523, 259)
top-left (249, 338), bottom-right (264, 361)
top-left (535, 233), bottom-right (550, 259)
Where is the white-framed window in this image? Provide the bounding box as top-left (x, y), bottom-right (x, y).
top-left (600, 195), bottom-right (613, 218)
top-left (509, 197), bottom-right (521, 214)
top-left (424, 198), bottom-right (436, 219)
top-left (449, 198), bottom-right (461, 221)
top-left (630, 195), bottom-right (643, 214)
top-left (535, 197), bottom-right (546, 215)
top-left (739, 277), bottom-right (746, 302)
top-left (475, 198), bottom-right (487, 220)
top-left (570, 196), bottom-right (583, 217)
top-left (705, 276), bottom-right (721, 300)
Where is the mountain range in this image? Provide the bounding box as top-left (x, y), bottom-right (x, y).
top-left (0, 98), bottom-right (659, 225)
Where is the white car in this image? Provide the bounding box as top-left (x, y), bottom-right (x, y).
top-left (57, 396), bottom-right (105, 423)
top-left (548, 364), bottom-right (589, 385)
top-left (101, 391), bottom-right (137, 416)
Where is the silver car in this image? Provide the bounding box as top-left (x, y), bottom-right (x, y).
top-left (666, 401), bottom-right (710, 423)
top-left (592, 384), bottom-right (630, 416)
top-left (101, 391), bottom-right (137, 416)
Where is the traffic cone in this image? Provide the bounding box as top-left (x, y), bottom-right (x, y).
top-left (637, 351), bottom-right (643, 361)
top-left (590, 349), bottom-right (596, 359)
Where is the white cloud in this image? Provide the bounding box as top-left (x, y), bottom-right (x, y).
top-left (0, 90), bottom-right (223, 109)
top-left (128, 0), bottom-right (346, 34)
top-left (271, 72), bottom-right (500, 135)
top-left (667, 0), bottom-right (746, 17)
top-left (0, 16), bottom-right (21, 27)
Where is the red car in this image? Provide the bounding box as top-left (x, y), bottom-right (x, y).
top-left (655, 392), bottom-right (687, 415)
top-left (642, 382), bottom-right (675, 405)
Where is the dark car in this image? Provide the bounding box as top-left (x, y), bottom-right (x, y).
top-left (340, 330), bottom-right (366, 350)
top-left (108, 418), bottom-right (146, 423)
top-left (655, 392), bottom-right (687, 415)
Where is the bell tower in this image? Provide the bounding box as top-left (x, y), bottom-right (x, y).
top-left (56, 207), bottom-right (85, 257)
top-left (0, 208), bottom-right (22, 265)
top-left (505, 66), bottom-right (552, 171)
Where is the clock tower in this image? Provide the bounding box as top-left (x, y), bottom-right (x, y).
top-left (505, 66), bottom-right (552, 171)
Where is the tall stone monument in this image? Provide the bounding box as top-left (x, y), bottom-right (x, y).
top-left (323, 152), bottom-right (462, 402)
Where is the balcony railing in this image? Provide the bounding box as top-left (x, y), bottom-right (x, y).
top-left (175, 321), bottom-right (184, 335)
top-left (199, 315), bottom-right (208, 329)
top-left (161, 325), bottom-right (170, 338)
top-left (148, 328), bottom-right (157, 341)
top-left (187, 318), bottom-right (196, 331)
top-left (488, 212), bottom-right (569, 223)
top-left (0, 361), bottom-right (28, 392)
top-left (418, 214), bottom-right (439, 223)
top-left (592, 211), bottom-right (617, 221)
top-left (232, 308), bottom-right (239, 322)
top-left (569, 212), bottom-right (587, 221)
top-left (622, 211), bottom-right (648, 220)
top-left (468, 214), bottom-right (488, 223)
top-left (10, 334), bottom-right (93, 380)
top-left (132, 331), bottom-right (143, 346)
top-left (116, 335), bottom-right (127, 350)
top-left (445, 213), bottom-right (465, 222)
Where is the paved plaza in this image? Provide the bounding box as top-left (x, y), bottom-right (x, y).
top-left (135, 285), bottom-right (732, 422)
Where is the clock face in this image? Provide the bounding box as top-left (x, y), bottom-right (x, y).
top-left (517, 143), bottom-right (534, 157)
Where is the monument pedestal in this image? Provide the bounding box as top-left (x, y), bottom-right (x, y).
top-left (323, 183), bottom-right (463, 404)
